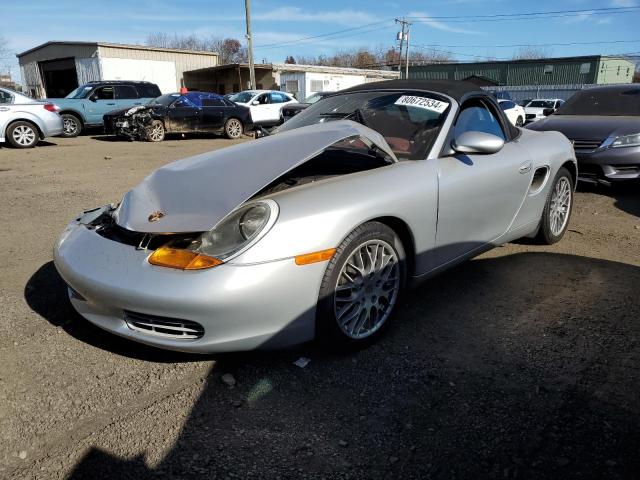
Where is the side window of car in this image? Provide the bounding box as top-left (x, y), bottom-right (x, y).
top-left (501, 101), bottom-right (515, 110)
top-left (269, 92), bottom-right (287, 103)
top-left (115, 85), bottom-right (138, 99)
top-left (93, 86), bottom-right (115, 100)
top-left (454, 100), bottom-right (506, 141)
top-left (0, 90), bottom-right (12, 104)
top-left (137, 84), bottom-right (161, 98)
top-left (202, 98), bottom-right (225, 107)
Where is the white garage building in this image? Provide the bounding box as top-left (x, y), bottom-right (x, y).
top-left (17, 41), bottom-right (218, 98)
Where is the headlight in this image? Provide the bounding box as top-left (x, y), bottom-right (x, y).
top-left (611, 133), bottom-right (640, 148)
top-left (148, 200), bottom-right (278, 270)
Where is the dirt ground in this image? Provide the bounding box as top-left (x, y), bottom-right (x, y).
top-left (1, 134), bottom-right (639, 480)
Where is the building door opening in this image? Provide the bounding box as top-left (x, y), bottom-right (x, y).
top-left (39, 57), bottom-right (78, 98)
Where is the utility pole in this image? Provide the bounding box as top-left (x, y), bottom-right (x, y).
top-left (245, 0), bottom-right (256, 90)
top-left (404, 23), bottom-right (411, 79)
top-left (395, 18), bottom-right (411, 77)
top-left (395, 18), bottom-right (406, 74)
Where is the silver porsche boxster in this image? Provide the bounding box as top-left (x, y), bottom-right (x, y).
top-left (54, 80), bottom-right (577, 353)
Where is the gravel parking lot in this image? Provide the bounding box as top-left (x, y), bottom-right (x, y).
top-left (1, 135), bottom-right (639, 479)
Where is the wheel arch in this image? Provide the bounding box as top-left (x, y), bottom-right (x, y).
top-left (367, 216), bottom-right (416, 278)
top-left (59, 110), bottom-right (84, 126)
top-left (561, 160), bottom-right (578, 189)
top-left (6, 118), bottom-right (44, 140)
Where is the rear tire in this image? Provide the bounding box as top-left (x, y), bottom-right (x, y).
top-left (316, 222), bottom-right (406, 349)
top-left (146, 120), bottom-right (165, 142)
top-left (224, 118), bottom-right (243, 139)
top-left (6, 121), bottom-right (39, 148)
top-left (536, 167), bottom-right (573, 244)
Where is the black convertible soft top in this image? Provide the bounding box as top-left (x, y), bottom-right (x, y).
top-left (341, 79), bottom-right (484, 102)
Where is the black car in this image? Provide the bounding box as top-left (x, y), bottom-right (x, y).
top-left (281, 91), bottom-right (333, 122)
top-left (103, 91), bottom-right (253, 141)
top-left (527, 85), bottom-right (640, 184)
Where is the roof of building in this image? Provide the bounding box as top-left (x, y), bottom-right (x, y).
top-left (16, 41), bottom-right (219, 58)
top-left (340, 79), bottom-right (483, 101)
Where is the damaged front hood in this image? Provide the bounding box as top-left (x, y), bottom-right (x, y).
top-left (113, 120), bottom-right (397, 233)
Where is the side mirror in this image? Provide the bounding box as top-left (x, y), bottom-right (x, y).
top-left (451, 131), bottom-right (505, 155)
top-left (542, 108), bottom-right (554, 117)
top-left (251, 100), bottom-right (260, 106)
top-left (89, 94), bottom-right (98, 102)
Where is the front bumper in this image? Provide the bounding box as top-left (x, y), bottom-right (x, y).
top-left (575, 145), bottom-right (640, 183)
top-left (53, 223), bottom-right (326, 353)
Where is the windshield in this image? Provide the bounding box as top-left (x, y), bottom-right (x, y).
top-left (275, 91), bottom-right (451, 160)
top-left (555, 88), bottom-right (640, 116)
top-left (147, 93), bottom-right (180, 106)
top-left (65, 85), bottom-right (94, 99)
top-left (304, 93), bottom-right (324, 104)
top-left (527, 100), bottom-right (555, 108)
top-left (229, 91), bottom-right (255, 103)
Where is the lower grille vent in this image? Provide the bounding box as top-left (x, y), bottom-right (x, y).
top-left (124, 311), bottom-right (204, 339)
top-left (570, 138), bottom-right (603, 150)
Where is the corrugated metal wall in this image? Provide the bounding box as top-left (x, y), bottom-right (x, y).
top-left (482, 82), bottom-right (633, 103)
top-left (408, 57), bottom-right (605, 86)
top-left (75, 57), bottom-right (101, 85)
top-left (98, 46), bottom-right (217, 88)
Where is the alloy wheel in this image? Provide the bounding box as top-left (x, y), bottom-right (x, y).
top-left (334, 240), bottom-right (400, 339)
top-left (63, 116), bottom-right (78, 136)
top-left (12, 125), bottom-right (36, 146)
top-left (549, 177), bottom-right (571, 236)
top-left (148, 122), bottom-right (164, 142)
top-left (227, 119), bottom-right (242, 138)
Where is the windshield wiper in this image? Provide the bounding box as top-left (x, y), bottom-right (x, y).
top-left (318, 109), bottom-right (367, 127)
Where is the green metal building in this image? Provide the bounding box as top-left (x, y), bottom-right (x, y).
top-left (407, 55), bottom-right (634, 86)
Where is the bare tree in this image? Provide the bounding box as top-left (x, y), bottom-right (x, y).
top-left (512, 46), bottom-right (552, 60)
top-left (145, 33), bottom-right (247, 64)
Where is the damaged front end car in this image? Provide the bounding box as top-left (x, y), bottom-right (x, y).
top-left (105, 105), bottom-right (164, 142)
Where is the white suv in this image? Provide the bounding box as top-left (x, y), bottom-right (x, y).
top-left (228, 90), bottom-right (297, 126)
top-left (524, 98), bottom-right (564, 124)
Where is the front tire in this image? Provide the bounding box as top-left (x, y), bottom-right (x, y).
top-left (146, 120), bottom-right (165, 142)
top-left (6, 121), bottom-right (39, 148)
top-left (61, 114), bottom-right (81, 137)
top-left (536, 167), bottom-right (573, 244)
top-left (515, 116), bottom-right (524, 127)
top-left (316, 222), bottom-right (406, 348)
top-left (224, 118), bottom-right (243, 139)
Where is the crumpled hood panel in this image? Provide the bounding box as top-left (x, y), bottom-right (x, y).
top-left (113, 120), bottom-right (397, 233)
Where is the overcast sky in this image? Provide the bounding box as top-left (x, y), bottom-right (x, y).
top-left (2, 0), bottom-right (638, 81)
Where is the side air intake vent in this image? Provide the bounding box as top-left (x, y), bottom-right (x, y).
top-left (529, 166), bottom-right (549, 194)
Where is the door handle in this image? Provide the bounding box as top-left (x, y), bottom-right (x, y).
top-left (519, 161), bottom-right (532, 174)
top-left (107, 103), bottom-right (115, 105)
top-left (0, 107), bottom-right (9, 111)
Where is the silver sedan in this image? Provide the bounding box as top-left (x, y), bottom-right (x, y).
top-left (54, 80), bottom-right (577, 353)
top-left (0, 87), bottom-right (63, 148)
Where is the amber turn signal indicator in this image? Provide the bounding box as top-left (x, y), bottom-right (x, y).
top-left (295, 248), bottom-right (336, 266)
top-left (148, 246), bottom-right (222, 270)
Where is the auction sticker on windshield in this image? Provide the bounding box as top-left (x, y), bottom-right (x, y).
top-left (394, 96), bottom-right (449, 114)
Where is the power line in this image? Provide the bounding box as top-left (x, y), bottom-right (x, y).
top-left (422, 39), bottom-right (640, 49)
top-left (407, 6), bottom-right (640, 21)
top-left (410, 9), bottom-right (640, 24)
top-left (253, 19), bottom-right (394, 50)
